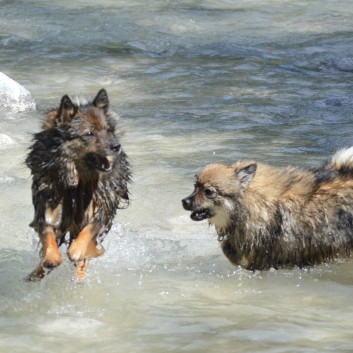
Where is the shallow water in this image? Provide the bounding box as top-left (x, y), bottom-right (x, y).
top-left (1, 0), bottom-right (353, 352)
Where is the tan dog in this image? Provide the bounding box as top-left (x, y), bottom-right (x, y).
top-left (182, 148), bottom-right (353, 270)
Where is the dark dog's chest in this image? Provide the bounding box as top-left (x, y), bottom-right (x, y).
top-left (61, 189), bottom-right (93, 225)
top-left (56, 181), bottom-right (116, 237)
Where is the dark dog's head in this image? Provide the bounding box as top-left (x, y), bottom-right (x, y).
top-left (45, 89), bottom-right (123, 175)
top-left (182, 162), bottom-right (257, 226)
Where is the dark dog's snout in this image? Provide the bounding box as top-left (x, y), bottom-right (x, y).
top-left (111, 143), bottom-right (121, 152)
top-left (110, 139), bottom-right (121, 153)
top-left (182, 196), bottom-right (193, 210)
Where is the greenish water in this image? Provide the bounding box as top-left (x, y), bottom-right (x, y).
top-left (1, 1), bottom-right (353, 352)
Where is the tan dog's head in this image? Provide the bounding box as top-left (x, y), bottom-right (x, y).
top-left (182, 162), bottom-right (257, 225)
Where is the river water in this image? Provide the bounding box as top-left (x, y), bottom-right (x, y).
top-left (1, 1), bottom-right (353, 352)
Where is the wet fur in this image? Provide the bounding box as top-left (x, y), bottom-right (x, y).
top-left (182, 148), bottom-right (353, 270)
top-left (26, 89), bottom-right (131, 280)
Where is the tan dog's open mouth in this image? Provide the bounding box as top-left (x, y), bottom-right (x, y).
top-left (190, 209), bottom-right (213, 221)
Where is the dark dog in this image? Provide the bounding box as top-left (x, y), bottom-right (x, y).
top-left (182, 148), bottom-right (353, 270)
top-left (26, 89), bottom-right (131, 280)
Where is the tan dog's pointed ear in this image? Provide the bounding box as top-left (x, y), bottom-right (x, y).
top-left (57, 95), bottom-right (77, 124)
top-left (93, 89), bottom-right (109, 113)
top-left (237, 163), bottom-right (257, 188)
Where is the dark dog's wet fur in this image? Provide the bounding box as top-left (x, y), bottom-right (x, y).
top-left (26, 89), bottom-right (130, 280)
top-left (182, 149), bottom-right (353, 270)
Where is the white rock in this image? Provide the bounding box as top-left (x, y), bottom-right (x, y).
top-left (0, 72), bottom-right (36, 112)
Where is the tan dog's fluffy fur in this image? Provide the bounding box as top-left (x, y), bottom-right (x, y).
top-left (182, 148), bottom-right (353, 270)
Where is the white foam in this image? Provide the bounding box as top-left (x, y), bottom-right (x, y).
top-left (37, 317), bottom-right (104, 337)
top-left (0, 133), bottom-right (16, 149)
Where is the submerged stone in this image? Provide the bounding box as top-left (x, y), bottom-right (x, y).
top-left (0, 72), bottom-right (36, 112)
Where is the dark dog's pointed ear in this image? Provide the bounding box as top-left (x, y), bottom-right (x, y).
top-left (237, 163), bottom-right (257, 188)
top-left (58, 95), bottom-right (77, 123)
top-left (93, 89), bottom-right (109, 113)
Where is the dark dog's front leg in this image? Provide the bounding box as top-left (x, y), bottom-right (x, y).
top-left (67, 223), bottom-right (99, 262)
top-left (73, 241), bottom-right (105, 281)
top-left (67, 223), bottom-right (104, 280)
top-left (41, 225), bottom-right (62, 267)
top-left (26, 225), bottom-right (62, 281)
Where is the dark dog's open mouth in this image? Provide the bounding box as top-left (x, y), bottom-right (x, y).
top-left (87, 153), bottom-right (112, 172)
top-left (190, 209), bottom-right (213, 221)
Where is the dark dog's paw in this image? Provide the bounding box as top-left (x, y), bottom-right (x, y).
top-left (42, 249), bottom-right (62, 268)
top-left (67, 241), bottom-right (87, 262)
top-left (25, 265), bottom-right (50, 282)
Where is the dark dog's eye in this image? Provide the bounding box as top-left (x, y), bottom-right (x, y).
top-left (204, 188), bottom-right (216, 198)
top-left (84, 131), bottom-right (95, 137)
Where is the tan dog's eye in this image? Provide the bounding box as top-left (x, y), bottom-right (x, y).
top-left (204, 188), bottom-right (216, 198)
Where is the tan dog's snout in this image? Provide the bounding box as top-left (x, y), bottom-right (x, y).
top-left (182, 194), bottom-right (195, 211)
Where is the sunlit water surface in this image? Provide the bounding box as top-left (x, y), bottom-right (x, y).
top-left (1, 1), bottom-right (353, 352)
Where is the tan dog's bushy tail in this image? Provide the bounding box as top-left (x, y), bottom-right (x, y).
top-left (325, 147), bottom-right (353, 172)
top-left (314, 147), bottom-right (353, 184)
